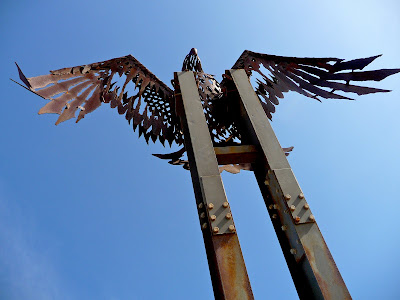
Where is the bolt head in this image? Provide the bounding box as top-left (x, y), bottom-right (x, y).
top-left (284, 194), bottom-right (291, 201)
top-left (198, 203), bottom-right (204, 209)
top-left (208, 203), bottom-right (214, 210)
top-left (213, 227), bottom-right (219, 233)
top-left (200, 212), bottom-right (206, 218)
top-left (272, 214), bottom-right (278, 219)
top-left (295, 216), bottom-right (301, 223)
top-left (309, 215), bottom-right (315, 222)
top-left (225, 213), bottom-right (232, 220)
top-left (222, 202), bottom-right (229, 208)
top-left (202, 223), bottom-right (208, 229)
top-left (290, 205), bottom-right (296, 212)
top-left (304, 203), bottom-right (310, 210)
top-left (264, 180), bottom-right (270, 186)
top-left (299, 193), bottom-right (304, 199)
top-left (210, 215), bottom-right (217, 221)
top-left (268, 204), bottom-right (274, 210)
top-left (281, 225), bottom-right (287, 231)
top-left (290, 248), bottom-right (297, 255)
top-left (229, 225), bottom-right (236, 232)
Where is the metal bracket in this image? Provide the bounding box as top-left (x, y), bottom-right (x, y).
top-left (200, 175), bottom-right (235, 235)
top-left (266, 168), bottom-right (314, 225)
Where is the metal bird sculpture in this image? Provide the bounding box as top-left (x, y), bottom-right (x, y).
top-left (14, 48), bottom-right (400, 172)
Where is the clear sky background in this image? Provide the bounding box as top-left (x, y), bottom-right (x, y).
top-left (1, 1), bottom-right (399, 299)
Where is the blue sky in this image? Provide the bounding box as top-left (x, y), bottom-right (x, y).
top-left (1, 0), bottom-right (400, 299)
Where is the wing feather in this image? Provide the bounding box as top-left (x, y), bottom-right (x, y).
top-left (231, 50), bottom-right (400, 119)
top-left (16, 55), bottom-right (183, 145)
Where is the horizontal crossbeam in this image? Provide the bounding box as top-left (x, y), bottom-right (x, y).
top-left (214, 145), bottom-right (258, 165)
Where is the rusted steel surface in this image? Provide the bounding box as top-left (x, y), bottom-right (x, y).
top-left (15, 56), bottom-right (182, 146)
top-left (15, 48), bottom-right (399, 164)
top-left (213, 234), bottom-right (254, 299)
top-left (228, 50), bottom-right (400, 120)
top-left (15, 48), bottom-right (400, 148)
top-left (14, 48), bottom-right (400, 298)
top-left (214, 145), bottom-right (258, 165)
top-left (175, 71), bottom-right (254, 300)
top-left (229, 68), bottom-right (351, 299)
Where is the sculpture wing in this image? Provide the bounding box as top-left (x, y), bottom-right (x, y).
top-left (15, 55), bottom-right (182, 145)
top-left (231, 50), bottom-right (400, 119)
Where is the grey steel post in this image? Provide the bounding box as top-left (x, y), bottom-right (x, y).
top-left (174, 71), bottom-right (254, 300)
top-left (228, 69), bottom-right (351, 300)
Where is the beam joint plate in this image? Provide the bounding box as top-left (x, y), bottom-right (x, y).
top-left (200, 175), bottom-right (236, 235)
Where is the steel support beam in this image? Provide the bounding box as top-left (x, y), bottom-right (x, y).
top-left (174, 71), bottom-right (254, 300)
top-left (214, 145), bottom-right (258, 165)
top-left (228, 69), bottom-right (352, 300)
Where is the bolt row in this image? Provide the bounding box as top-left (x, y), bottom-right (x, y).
top-left (284, 193), bottom-right (315, 223)
top-left (198, 201), bottom-right (236, 233)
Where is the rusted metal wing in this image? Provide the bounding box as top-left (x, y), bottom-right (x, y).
top-left (230, 50), bottom-right (400, 120)
top-left (14, 48), bottom-right (400, 160)
top-left (16, 55), bottom-right (183, 146)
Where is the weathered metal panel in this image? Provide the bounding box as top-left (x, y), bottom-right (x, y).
top-left (267, 168), bottom-right (314, 224)
top-left (214, 145), bottom-right (258, 165)
top-left (176, 71), bottom-right (220, 177)
top-left (175, 71), bottom-right (254, 300)
top-left (213, 234), bottom-right (255, 299)
top-left (200, 175), bottom-right (235, 235)
top-left (229, 69), bottom-right (290, 171)
top-left (229, 68), bottom-right (351, 300)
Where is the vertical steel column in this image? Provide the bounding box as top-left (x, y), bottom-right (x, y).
top-left (174, 71), bottom-right (254, 300)
top-left (228, 69), bottom-right (351, 300)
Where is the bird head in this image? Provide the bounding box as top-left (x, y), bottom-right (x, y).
top-left (182, 48), bottom-right (203, 72)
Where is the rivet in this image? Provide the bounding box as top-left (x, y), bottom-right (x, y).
top-left (198, 203), bottom-right (204, 209)
top-left (290, 205), bottom-right (296, 212)
top-left (210, 215), bottom-right (217, 221)
top-left (299, 193), bottom-right (304, 199)
top-left (225, 213), bottom-right (232, 220)
top-left (281, 225), bottom-right (287, 231)
top-left (208, 203), bottom-right (214, 210)
top-left (304, 203), bottom-right (309, 210)
top-left (268, 204), bottom-right (274, 210)
top-left (229, 225), bottom-right (236, 232)
top-left (200, 212), bottom-right (206, 218)
top-left (213, 227), bottom-right (219, 233)
top-left (295, 216), bottom-right (301, 223)
top-left (222, 202), bottom-right (229, 208)
top-left (290, 248), bottom-right (297, 255)
top-left (309, 215), bottom-right (315, 222)
top-left (264, 180), bottom-right (270, 186)
top-left (202, 223), bottom-right (208, 229)
top-left (284, 194), bottom-right (291, 201)
top-left (272, 214), bottom-right (278, 219)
